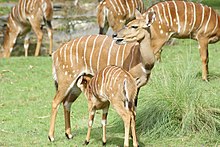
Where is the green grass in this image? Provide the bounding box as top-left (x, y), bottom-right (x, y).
top-left (0, 0), bottom-right (16, 2)
top-left (0, 7), bottom-right (10, 16)
top-left (0, 39), bottom-right (220, 146)
top-left (198, 0), bottom-right (220, 9)
top-left (0, 57), bottom-right (136, 146)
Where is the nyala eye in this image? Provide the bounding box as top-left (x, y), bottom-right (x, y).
top-left (131, 26), bottom-right (138, 29)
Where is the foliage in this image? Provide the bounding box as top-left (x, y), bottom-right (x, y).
top-left (0, 7), bottom-right (10, 16)
top-left (138, 39), bottom-right (220, 145)
top-left (0, 0), bottom-right (16, 2)
top-left (137, 57), bottom-right (220, 138)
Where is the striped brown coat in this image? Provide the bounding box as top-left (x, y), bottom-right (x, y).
top-left (2, 0), bottom-right (53, 57)
top-left (48, 11), bottom-right (156, 142)
top-left (77, 65), bottom-right (138, 146)
top-left (144, 1), bottom-right (220, 81)
top-left (97, 0), bottom-right (144, 34)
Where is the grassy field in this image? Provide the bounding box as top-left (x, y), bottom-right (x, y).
top-left (1, 0), bottom-right (220, 146)
top-left (1, 39), bottom-right (220, 146)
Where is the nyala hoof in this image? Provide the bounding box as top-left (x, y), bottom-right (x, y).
top-left (84, 140), bottom-right (89, 145)
top-left (102, 141), bottom-right (106, 146)
top-left (65, 133), bottom-right (73, 139)
top-left (48, 136), bottom-right (54, 142)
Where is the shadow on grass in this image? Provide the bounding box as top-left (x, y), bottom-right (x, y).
top-left (208, 73), bottom-right (220, 81)
top-left (196, 72), bottom-right (220, 81)
top-left (76, 125), bottom-right (145, 146)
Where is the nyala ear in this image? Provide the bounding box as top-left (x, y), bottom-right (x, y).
top-left (146, 11), bottom-right (156, 27)
top-left (135, 9), bottom-right (143, 19)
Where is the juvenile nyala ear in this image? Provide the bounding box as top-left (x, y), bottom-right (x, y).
top-left (77, 76), bottom-right (84, 88)
top-left (135, 9), bottom-right (143, 19)
top-left (146, 11), bottom-right (156, 27)
top-left (77, 75), bottom-right (92, 92)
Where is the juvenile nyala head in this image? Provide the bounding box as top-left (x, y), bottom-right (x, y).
top-left (113, 10), bottom-right (156, 44)
top-left (77, 75), bottom-right (92, 92)
top-left (77, 74), bottom-right (95, 99)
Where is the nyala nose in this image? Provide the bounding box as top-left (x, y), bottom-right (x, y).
top-left (112, 33), bottom-right (117, 38)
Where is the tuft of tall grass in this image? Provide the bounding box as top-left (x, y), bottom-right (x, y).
top-left (136, 55), bottom-right (220, 140)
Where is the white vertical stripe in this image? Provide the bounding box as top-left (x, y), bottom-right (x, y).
top-left (139, 0), bottom-right (144, 12)
top-left (105, 67), bottom-right (114, 97)
top-left (12, 7), bottom-right (15, 19)
top-left (204, 7), bottom-right (212, 33)
top-left (23, 0), bottom-right (26, 18)
top-left (17, 2), bottom-right (22, 20)
top-left (173, 1), bottom-right (181, 33)
top-left (52, 58), bottom-right (57, 81)
top-left (17, 0), bottom-right (23, 21)
top-left (70, 40), bottom-right (76, 67)
top-left (105, 67), bottom-right (114, 90)
top-left (118, 0), bottom-right (126, 14)
top-left (165, 1), bottom-right (173, 27)
top-left (30, 0), bottom-right (34, 8)
top-left (27, 0), bottom-right (31, 10)
top-left (190, 2), bottom-right (196, 32)
top-left (113, 0), bottom-right (121, 14)
top-left (76, 36), bottom-right (83, 63)
top-left (107, 40), bottom-right (115, 65)
top-left (125, 0), bottom-right (131, 17)
top-left (10, 13), bottom-right (16, 27)
top-left (129, 47), bottom-right (135, 70)
top-left (155, 5), bottom-right (162, 23)
top-left (161, 3), bottom-right (169, 27)
top-left (97, 36), bottom-right (108, 71)
top-left (211, 12), bottom-right (218, 34)
top-left (84, 35), bottom-right (92, 71)
top-left (90, 35), bottom-right (99, 74)
top-left (108, 66), bottom-right (116, 88)
top-left (109, 67), bottom-right (120, 87)
top-left (64, 44), bottom-right (68, 63)
top-left (109, 0), bottom-right (117, 14)
top-left (101, 66), bottom-right (110, 96)
top-left (134, 0), bottom-right (138, 11)
top-left (59, 44), bottom-right (65, 57)
top-left (121, 44), bottom-right (127, 67)
top-left (183, 1), bottom-right (187, 33)
top-left (197, 4), bottom-right (205, 31)
top-left (131, 0), bottom-right (135, 16)
top-left (115, 45), bottom-right (121, 65)
top-left (113, 70), bottom-right (122, 85)
top-left (94, 70), bottom-right (100, 95)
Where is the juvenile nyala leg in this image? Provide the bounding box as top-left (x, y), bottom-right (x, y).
top-left (130, 112), bottom-right (138, 147)
top-left (113, 103), bottom-right (131, 147)
top-left (85, 108), bottom-right (96, 145)
top-left (101, 105), bottom-right (109, 145)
